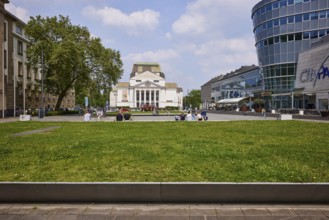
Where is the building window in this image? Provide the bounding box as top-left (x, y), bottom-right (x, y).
top-left (303, 32), bottom-right (310, 39)
top-left (280, 35), bottom-right (287, 42)
top-left (295, 33), bottom-right (302, 40)
top-left (280, 0), bottom-right (287, 7)
top-left (310, 12), bottom-right (318, 20)
top-left (136, 80), bottom-right (141, 82)
top-left (4, 50), bottom-right (7, 69)
top-left (154, 80), bottom-right (159, 83)
top-left (295, 14), bottom-right (303, 22)
top-left (18, 62), bottom-right (23, 76)
top-left (319, 11), bottom-right (326, 19)
top-left (27, 67), bottom-right (31, 78)
top-left (288, 16), bottom-right (294, 23)
top-left (4, 22), bottom-right (7, 41)
top-left (16, 25), bottom-right (23, 35)
top-left (18, 40), bottom-right (23, 55)
top-left (319, 29), bottom-right (326, 38)
top-left (288, 34), bottom-right (294, 41)
top-left (303, 13), bottom-right (310, 21)
top-left (280, 17), bottom-right (287, 25)
top-left (310, 30), bottom-right (318, 39)
top-left (273, 19), bottom-right (279, 26)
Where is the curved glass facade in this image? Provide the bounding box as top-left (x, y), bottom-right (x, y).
top-left (252, 0), bottom-right (329, 109)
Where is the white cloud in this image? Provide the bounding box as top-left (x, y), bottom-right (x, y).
top-left (172, 0), bottom-right (259, 37)
top-left (124, 49), bottom-right (180, 63)
top-left (172, 13), bottom-right (207, 35)
top-left (5, 3), bottom-right (29, 23)
top-left (82, 6), bottom-right (160, 36)
top-left (193, 37), bottom-right (258, 76)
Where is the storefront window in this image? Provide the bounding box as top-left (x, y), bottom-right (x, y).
top-left (319, 99), bottom-right (328, 110)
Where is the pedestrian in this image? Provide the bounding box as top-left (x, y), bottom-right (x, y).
top-left (83, 111), bottom-right (91, 122)
top-left (262, 108), bottom-right (266, 119)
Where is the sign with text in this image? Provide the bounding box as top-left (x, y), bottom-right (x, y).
top-left (85, 97), bottom-right (88, 107)
top-left (296, 44), bottom-right (329, 93)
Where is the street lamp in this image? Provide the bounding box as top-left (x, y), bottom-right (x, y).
top-left (41, 49), bottom-right (44, 118)
top-left (38, 49), bottom-right (44, 118)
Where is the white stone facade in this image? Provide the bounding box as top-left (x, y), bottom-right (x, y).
top-left (110, 64), bottom-right (183, 110)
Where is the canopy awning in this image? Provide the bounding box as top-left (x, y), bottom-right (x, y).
top-left (271, 93), bottom-right (291, 97)
top-left (217, 97), bottom-right (248, 104)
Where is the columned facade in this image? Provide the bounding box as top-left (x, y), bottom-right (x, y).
top-left (110, 63), bottom-right (183, 110)
top-left (134, 89), bottom-right (161, 109)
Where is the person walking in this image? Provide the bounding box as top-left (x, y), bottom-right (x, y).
top-left (262, 108), bottom-right (266, 119)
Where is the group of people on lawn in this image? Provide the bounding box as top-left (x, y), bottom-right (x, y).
top-left (175, 111), bottom-right (208, 121)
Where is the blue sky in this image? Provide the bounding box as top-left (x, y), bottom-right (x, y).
top-left (6, 0), bottom-right (260, 93)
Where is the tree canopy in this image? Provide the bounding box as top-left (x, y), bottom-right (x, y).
top-left (184, 90), bottom-right (202, 110)
top-left (25, 15), bottom-right (123, 110)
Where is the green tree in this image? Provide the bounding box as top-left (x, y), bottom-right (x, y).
top-left (184, 90), bottom-right (202, 110)
top-left (25, 15), bottom-right (123, 110)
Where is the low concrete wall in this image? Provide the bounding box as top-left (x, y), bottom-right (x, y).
top-left (281, 114), bottom-right (293, 120)
top-left (0, 182), bottom-right (328, 203)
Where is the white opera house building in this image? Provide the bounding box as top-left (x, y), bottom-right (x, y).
top-left (109, 63), bottom-right (183, 110)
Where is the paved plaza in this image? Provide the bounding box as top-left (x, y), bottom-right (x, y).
top-left (0, 203), bottom-right (328, 220)
top-left (0, 112), bottom-right (288, 123)
top-left (1, 111), bottom-right (328, 123)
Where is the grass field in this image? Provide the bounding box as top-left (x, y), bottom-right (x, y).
top-left (0, 120), bottom-right (328, 182)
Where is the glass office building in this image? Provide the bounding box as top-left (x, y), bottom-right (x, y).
top-left (252, 0), bottom-right (329, 109)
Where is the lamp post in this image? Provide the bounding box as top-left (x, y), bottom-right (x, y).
top-left (38, 49), bottom-right (44, 118)
top-left (291, 92), bottom-right (294, 109)
top-left (41, 49), bottom-right (44, 118)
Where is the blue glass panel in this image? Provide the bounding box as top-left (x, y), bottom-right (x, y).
top-left (280, 0), bottom-right (287, 7)
top-left (310, 12), bottom-right (318, 20)
top-left (280, 17), bottom-right (287, 25)
top-left (295, 14), bottom-right (302, 22)
top-left (303, 32), bottom-right (310, 39)
top-left (303, 13), bottom-right (310, 21)
top-left (273, 19), bottom-right (280, 26)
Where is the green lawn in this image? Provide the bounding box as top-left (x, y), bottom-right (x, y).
top-left (0, 121), bottom-right (328, 182)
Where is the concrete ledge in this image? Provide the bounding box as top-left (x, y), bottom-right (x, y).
top-left (281, 114), bottom-right (293, 120)
top-left (0, 182), bottom-right (328, 203)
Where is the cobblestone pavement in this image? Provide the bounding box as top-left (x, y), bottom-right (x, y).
top-left (0, 204), bottom-right (328, 220)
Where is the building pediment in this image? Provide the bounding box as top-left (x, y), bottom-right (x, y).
top-left (133, 80), bottom-right (164, 89)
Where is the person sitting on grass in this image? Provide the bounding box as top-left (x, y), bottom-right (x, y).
top-left (124, 113), bottom-right (132, 121)
top-left (83, 111), bottom-right (91, 122)
top-left (196, 112), bottom-right (202, 121)
top-left (180, 113), bottom-right (186, 121)
top-left (116, 112), bottom-right (124, 121)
